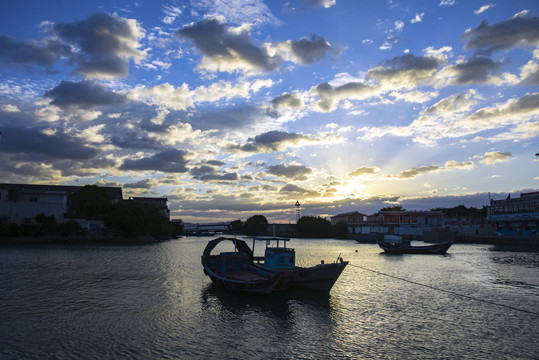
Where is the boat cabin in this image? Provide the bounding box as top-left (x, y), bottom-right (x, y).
top-left (381, 234), bottom-right (411, 247)
top-left (265, 247), bottom-right (295, 270)
top-left (253, 236), bottom-right (296, 270)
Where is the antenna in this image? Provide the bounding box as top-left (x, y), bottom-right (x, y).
top-left (295, 201), bottom-right (301, 222)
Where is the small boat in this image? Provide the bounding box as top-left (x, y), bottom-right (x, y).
top-left (377, 234), bottom-right (453, 254)
top-left (201, 237), bottom-right (295, 294)
top-left (252, 236), bottom-right (348, 292)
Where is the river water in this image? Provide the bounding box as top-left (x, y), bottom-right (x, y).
top-left (0, 238), bottom-right (538, 359)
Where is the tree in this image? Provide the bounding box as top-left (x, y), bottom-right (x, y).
top-left (242, 215), bottom-right (268, 236)
top-left (380, 205), bottom-right (405, 211)
top-left (333, 221), bottom-right (348, 239)
top-left (105, 200), bottom-right (173, 239)
top-left (297, 216), bottom-right (332, 238)
top-left (230, 220), bottom-right (243, 233)
top-left (72, 185), bottom-right (112, 219)
top-left (432, 205), bottom-right (486, 218)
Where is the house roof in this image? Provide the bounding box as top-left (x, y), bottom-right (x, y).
top-left (0, 183), bottom-right (123, 200)
top-left (368, 210), bottom-right (444, 217)
top-left (331, 211), bottom-right (367, 218)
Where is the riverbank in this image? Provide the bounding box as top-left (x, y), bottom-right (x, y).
top-left (0, 234), bottom-right (164, 245)
top-left (457, 235), bottom-right (539, 249)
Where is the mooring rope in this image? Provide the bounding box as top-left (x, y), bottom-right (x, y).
top-left (348, 262), bottom-right (539, 316)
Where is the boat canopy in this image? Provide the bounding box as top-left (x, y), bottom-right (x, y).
top-left (202, 237), bottom-right (253, 261)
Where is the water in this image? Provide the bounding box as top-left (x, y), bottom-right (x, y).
top-left (0, 238), bottom-right (538, 359)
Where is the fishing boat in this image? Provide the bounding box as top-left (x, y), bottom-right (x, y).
top-left (377, 234), bottom-right (453, 254)
top-left (252, 236), bottom-right (348, 292)
top-left (201, 237), bottom-right (295, 294)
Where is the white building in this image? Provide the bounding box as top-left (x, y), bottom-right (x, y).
top-left (0, 184), bottom-right (123, 225)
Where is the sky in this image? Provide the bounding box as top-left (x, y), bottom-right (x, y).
top-left (0, 0), bottom-right (538, 223)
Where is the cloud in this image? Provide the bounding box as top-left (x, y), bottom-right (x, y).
top-left (444, 160), bottom-right (475, 169)
top-left (44, 80), bottom-right (127, 109)
top-left (310, 52), bottom-right (448, 113)
top-left (285, 35), bottom-right (336, 65)
top-left (519, 49), bottom-right (539, 85)
top-left (177, 17), bottom-right (334, 74)
top-left (180, 104), bottom-right (283, 135)
top-left (177, 17), bottom-right (281, 74)
top-left (462, 15), bottom-right (539, 54)
top-left (231, 130), bottom-right (315, 153)
top-left (458, 92), bottom-right (539, 132)
top-left (162, 5), bottom-right (182, 24)
top-left (389, 160), bottom-right (475, 179)
top-left (271, 93), bottom-right (305, 109)
top-left (52, 12), bottom-right (146, 78)
top-left (0, 36), bottom-right (72, 69)
top-left (279, 184), bottom-right (320, 199)
top-left (474, 4), bottom-right (494, 15)
top-left (437, 56), bottom-right (506, 85)
top-left (200, 172), bottom-right (239, 182)
top-left (348, 166), bottom-right (378, 177)
top-left (411, 13), bottom-right (425, 24)
top-left (1, 104), bottom-right (20, 112)
top-left (439, 0), bottom-right (455, 5)
top-left (421, 91), bottom-right (478, 118)
top-left (394, 20), bottom-right (404, 32)
top-left (119, 149), bottom-right (191, 173)
top-left (188, 162), bottom-right (239, 182)
top-left (266, 163), bottom-right (313, 180)
top-left (476, 151), bottom-right (513, 164)
top-left (311, 81), bottom-right (379, 112)
top-left (367, 53), bottom-right (443, 90)
top-left (193, 0), bottom-right (279, 26)
top-left (4, 15), bottom-right (147, 79)
top-left (0, 125), bottom-right (98, 160)
top-left (390, 165), bottom-right (441, 179)
top-left (304, 0), bottom-right (336, 8)
top-left (124, 178), bottom-right (160, 189)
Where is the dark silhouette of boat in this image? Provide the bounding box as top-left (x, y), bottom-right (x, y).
top-left (251, 236), bottom-right (348, 292)
top-left (201, 237), bottom-right (295, 294)
top-left (377, 235), bottom-right (453, 254)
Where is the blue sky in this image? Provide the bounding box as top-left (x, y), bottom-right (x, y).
top-left (0, 0), bottom-right (538, 223)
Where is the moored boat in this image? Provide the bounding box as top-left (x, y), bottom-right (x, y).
top-left (377, 234), bottom-right (453, 254)
top-left (252, 236), bottom-right (348, 292)
top-left (201, 237), bottom-right (294, 294)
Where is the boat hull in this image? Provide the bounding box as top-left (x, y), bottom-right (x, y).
top-left (255, 261), bottom-right (348, 292)
top-left (377, 241), bottom-right (453, 254)
top-left (203, 265), bottom-right (293, 294)
top-left (293, 262), bottom-right (348, 291)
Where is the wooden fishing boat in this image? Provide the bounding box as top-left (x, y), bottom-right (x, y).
top-left (252, 236), bottom-right (348, 292)
top-left (377, 234), bottom-right (453, 254)
top-left (201, 237), bottom-right (294, 294)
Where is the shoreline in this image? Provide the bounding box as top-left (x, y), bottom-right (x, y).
top-left (0, 234), bottom-right (164, 245)
top-left (2, 234), bottom-right (538, 249)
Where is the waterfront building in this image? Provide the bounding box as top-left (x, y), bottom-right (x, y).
top-left (330, 211), bottom-right (367, 234)
top-left (0, 183), bottom-right (122, 225)
top-left (366, 210), bottom-right (445, 237)
top-left (487, 192), bottom-right (539, 236)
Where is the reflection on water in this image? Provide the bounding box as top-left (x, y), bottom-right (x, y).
top-left (0, 239), bottom-right (537, 359)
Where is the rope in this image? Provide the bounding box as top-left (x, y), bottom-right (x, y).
top-left (348, 262), bottom-right (539, 316)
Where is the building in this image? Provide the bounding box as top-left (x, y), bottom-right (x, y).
top-left (366, 210), bottom-right (445, 237)
top-left (487, 192), bottom-right (539, 236)
top-left (0, 183), bottom-right (122, 225)
top-left (330, 211), bottom-right (367, 234)
top-left (131, 197), bottom-right (170, 220)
